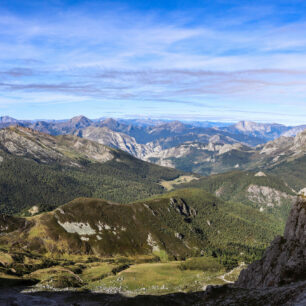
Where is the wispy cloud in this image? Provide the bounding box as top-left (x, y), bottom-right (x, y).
top-left (0, 1), bottom-right (306, 124)
top-left (0, 68), bottom-right (34, 77)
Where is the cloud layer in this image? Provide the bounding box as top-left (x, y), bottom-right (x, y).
top-left (0, 1), bottom-right (306, 124)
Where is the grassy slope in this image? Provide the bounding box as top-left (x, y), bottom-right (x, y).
top-left (0, 189), bottom-right (282, 263)
top-left (88, 259), bottom-right (225, 295)
top-left (149, 189), bottom-right (282, 255)
top-left (0, 250), bottom-right (229, 295)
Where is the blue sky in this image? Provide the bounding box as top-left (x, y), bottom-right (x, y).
top-left (0, 0), bottom-right (306, 124)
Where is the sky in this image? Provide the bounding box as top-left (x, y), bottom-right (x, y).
top-left (0, 0), bottom-right (306, 124)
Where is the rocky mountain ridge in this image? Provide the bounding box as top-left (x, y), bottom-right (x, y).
top-left (77, 126), bottom-right (158, 159)
top-left (1, 116), bottom-right (305, 177)
top-left (1, 116), bottom-right (305, 144)
top-left (221, 120), bottom-right (306, 140)
top-left (0, 126), bottom-right (115, 166)
top-left (260, 129), bottom-right (306, 160)
top-left (147, 129), bottom-right (306, 176)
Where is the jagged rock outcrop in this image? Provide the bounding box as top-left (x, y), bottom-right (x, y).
top-left (236, 197), bottom-right (306, 288)
top-left (0, 215), bottom-right (30, 233)
top-left (170, 198), bottom-right (197, 218)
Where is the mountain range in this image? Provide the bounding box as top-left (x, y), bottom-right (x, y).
top-left (2, 115), bottom-right (305, 140)
top-left (0, 114), bottom-right (305, 216)
top-left (1, 116), bottom-right (305, 176)
top-left (0, 125), bottom-right (304, 218)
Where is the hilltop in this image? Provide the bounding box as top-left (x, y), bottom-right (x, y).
top-left (0, 189), bottom-right (282, 260)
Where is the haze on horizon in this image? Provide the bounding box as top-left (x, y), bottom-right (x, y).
top-left (0, 0), bottom-right (306, 125)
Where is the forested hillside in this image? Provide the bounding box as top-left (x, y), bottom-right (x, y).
top-left (0, 189), bottom-right (282, 263)
top-left (0, 128), bottom-right (181, 215)
top-left (178, 171), bottom-right (297, 222)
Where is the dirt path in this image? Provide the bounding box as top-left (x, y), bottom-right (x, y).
top-left (218, 262), bottom-right (246, 284)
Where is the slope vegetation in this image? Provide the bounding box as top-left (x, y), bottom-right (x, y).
top-left (0, 127), bottom-right (181, 215)
top-left (178, 171), bottom-right (296, 222)
top-left (0, 189), bottom-right (282, 261)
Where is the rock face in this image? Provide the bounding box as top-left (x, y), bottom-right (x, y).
top-left (169, 198), bottom-right (197, 218)
top-left (0, 215), bottom-right (30, 233)
top-left (247, 184), bottom-right (296, 208)
top-left (79, 126), bottom-right (157, 159)
top-left (236, 197), bottom-right (306, 288)
top-left (224, 120), bottom-right (306, 140)
top-left (0, 126), bottom-right (115, 166)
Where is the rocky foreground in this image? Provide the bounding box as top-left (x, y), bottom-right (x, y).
top-left (0, 197), bottom-right (305, 305)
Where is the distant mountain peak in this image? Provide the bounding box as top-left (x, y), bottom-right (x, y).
top-left (235, 120), bottom-right (284, 129)
top-left (235, 120), bottom-right (261, 129)
top-left (69, 115), bottom-right (92, 128)
top-left (70, 115), bottom-right (91, 123)
top-left (226, 121), bottom-right (288, 140)
top-left (103, 118), bottom-right (117, 124)
top-left (168, 120), bottom-right (185, 126)
top-left (101, 118), bottom-right (120, 128)
top-left (0, 116), bottom-right (18, 123)
top-left (160, 120), bottom-right (186, 131)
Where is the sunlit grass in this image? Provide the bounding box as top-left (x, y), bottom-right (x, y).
top-left (87, 259), bottom-right (226, 295)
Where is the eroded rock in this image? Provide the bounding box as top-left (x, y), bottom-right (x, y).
top-left (169, 198), bottom-right (197, 218)
top-left (236, 197), bottom-right (306, 288)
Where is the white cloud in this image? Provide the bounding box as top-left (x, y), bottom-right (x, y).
top-left (0, 2), bottom-right (306, 123)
